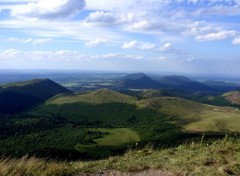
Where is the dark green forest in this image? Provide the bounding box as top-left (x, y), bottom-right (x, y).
top-left (0, 102), bottom-right (187, 159)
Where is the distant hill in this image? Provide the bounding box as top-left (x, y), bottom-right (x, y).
top-left (203, 80), bottom-right (239, 92)
top-left (0, 79), bottom-right (72, 114)
top-left (117, 73), bottom-right (164, 89)
top-left (120, 72), bottom-right (149, 80)
top-left (156, 75), bottom-right (194, 86)
top-left (156, 75), bottom-right (217, 92)
top-left (118, 73), bottom-right (216, 92)
top-left (223, 91), bottom-right (240, 105)
top-left (176, 81), bottom-right (217, 92)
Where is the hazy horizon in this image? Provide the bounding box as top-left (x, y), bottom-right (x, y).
top-left (1, 68), bottom-right (240, 76)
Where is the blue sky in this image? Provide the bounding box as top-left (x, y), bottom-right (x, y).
top-left (0, 0), bottom-right (240, 75)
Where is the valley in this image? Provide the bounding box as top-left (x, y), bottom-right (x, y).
top-left (0, 71), bottom-right (240, 175)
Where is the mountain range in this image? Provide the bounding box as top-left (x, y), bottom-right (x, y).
top-left (117, 73), bottom-right (239, 92)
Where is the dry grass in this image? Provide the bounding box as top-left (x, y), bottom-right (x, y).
top-left (1, 137), bottom-right (240, 176)
top-left (0, 156), bottom-right (76, 176)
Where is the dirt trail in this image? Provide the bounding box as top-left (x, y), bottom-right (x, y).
top-left (77, 169), bottom-right (174, 176)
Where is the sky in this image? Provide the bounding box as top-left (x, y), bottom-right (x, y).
top-left (0, 0), bottom-right (240, 75)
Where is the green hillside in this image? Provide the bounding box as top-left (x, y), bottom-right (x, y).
top-left (0, 79), bottom-right (72, 114)
top-left (46, 89), bottom-right (136, 105)
top-left (0, 88), bottom-right (177, 158)
top-left (36, 89), bottom-right (240, 133)
top-left (139, 97), bottom-right (240, 132)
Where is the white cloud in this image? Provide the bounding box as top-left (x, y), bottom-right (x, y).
top-left (84, 0), bottom-right (169, 11)
top-left (98, 53), bottom-right (143, 60)
top-left (10, 0), bottom-right (85, 19)
top-left (126, 18), bottom-right (196, 36)
top-left (0, 20), bottom-right (124, 41)
top-left (159, 42), bottom-right (185, 54)
top-left (122, 40), bottom-right (155, 50)
top-left (85, 11), bottom-right (117, 25)
top-left (85, 11), bottom-right (139, 26)
top-left (2, 0), bottom-right (239, 46)
top-left (7, 37), bottom-right (52, 45)
top-left (159, 42), bottom-right (173, 52)
top-left (0, 49), bottom-right (23, 59)
top-left (232, 37), bottom-right (240, 44)
top-left (193, 6), bottom-right (240, 16)
top-left (32, 38), bottom-right (52, 45)
top-left (195, 30), bottom-right (237, 41)
top-left (0, 49), bottom-right (146, 70)
top-left (84, 38), bottom-right (108, 48)
top-left (7, 37), bottom-right (32, 43)
top-left (0, 49), bottom-right (143, 62)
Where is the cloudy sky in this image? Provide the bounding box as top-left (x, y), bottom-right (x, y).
top-left (0, 0), bottom-right (240, 74)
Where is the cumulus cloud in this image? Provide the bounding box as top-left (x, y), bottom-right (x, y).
top-left (84, 38), bottom-right (108, 48)
top-left (7, 37), bottom-right (52, 45)
top-left (0, 49), bottom-right (147, 70)
top-left (0, 20), bottom-right (124, 42)
top-left (232, 37), bottom-right (240, 44)
top-left (85, 0), bottom-right (238, 12)
top-left (98, 53), bottom-right (143, 60)
top-left (85, 11), bottom-right (138, 26)
top-left (0, 49), bottom-right (143, 61)
top-left (159, 43), bottom-right (173, 52)
top-left (195, 30), bottom-right (237, 41)
top-left (7, 38), bottom-right (32, 43)
top-left (85, 11), bottom-right (117, 25)
top-left (159, 42), bottom-right (184, 54)
top-left (85, 0), bottom-right (151, 11)
top-left (32, 38), bottom-right (52, 45)
top-left (11, 0), bottom-right (85, 19)
top-left (126, 18), bottom-right (194, 35)
top-left (122, 40), bottom-right (155, 50)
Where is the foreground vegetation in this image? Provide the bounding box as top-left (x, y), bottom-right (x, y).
top-left (1, 137), bottom-right (240, 175)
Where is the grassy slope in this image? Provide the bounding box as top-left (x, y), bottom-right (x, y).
top-left (42, 89), bottom-right (240, 133)
top-left (1, 137), bottom-right (240, 176)
top-left (46, 89), bottom-right (136, 105)
top-left (138, 97), bottom-right (240, 132)
top-left (93, 128), bottom-right (140, 146)
top-left (75, 128), bottom-right (140, 157)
